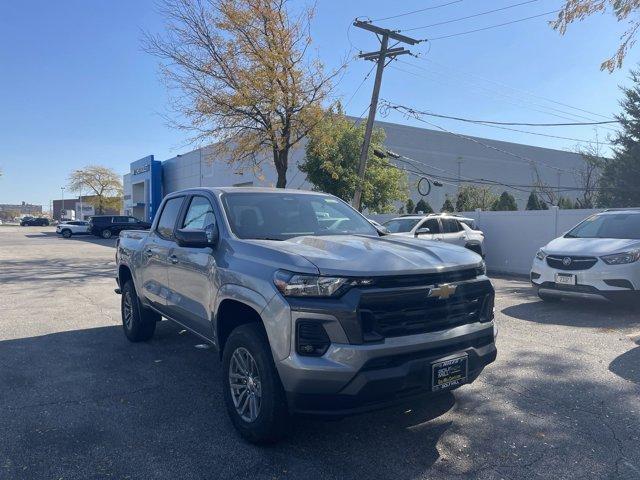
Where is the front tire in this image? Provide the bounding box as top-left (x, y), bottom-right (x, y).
top-left (121, 280), bottom-right (158, 342)
top-left (222, 323), bottom-right (289, 444)
top-left (61, 229), bottom-right (72, 238)
top-left (101, 229), bottom-right (113, 239)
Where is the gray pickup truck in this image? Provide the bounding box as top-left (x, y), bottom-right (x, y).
top-left (116, 187), bottom-right (496, 443)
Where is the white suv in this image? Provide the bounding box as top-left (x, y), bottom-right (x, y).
top-left (56, 220), bottom-right (90, 238)
top-left (383, 214), bottom-right (485, 257)
top-left (531, 209), bottom-right (640, 303)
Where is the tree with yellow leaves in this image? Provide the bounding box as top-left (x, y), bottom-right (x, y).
top-left (145, 0), bottom-right (343, 187)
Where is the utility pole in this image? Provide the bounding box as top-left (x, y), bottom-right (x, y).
top-left (60, 187), bottom-right (65, 221)
top-left (352, 20), bottom-right (420, 211)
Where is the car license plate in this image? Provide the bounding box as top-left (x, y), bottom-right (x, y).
top-left (432, 355), bottom-right (468, 392)
top-left (555, 273), bottom-right (576, 286)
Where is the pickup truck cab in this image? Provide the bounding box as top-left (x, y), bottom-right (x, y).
top-left (116, 187), bottom-right (496, 443)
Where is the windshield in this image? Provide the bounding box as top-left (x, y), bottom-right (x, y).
top-left (566, 213), bottom-right (640, 240)
top-left (221, 192), bottom-right (378, 240)
top-left (383, 218), bottom-right (421, 233)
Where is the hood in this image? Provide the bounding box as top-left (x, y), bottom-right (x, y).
top-left (545, 236), bottom-right (640, 256)
top-left (253, 235), bottom-right (482, 277)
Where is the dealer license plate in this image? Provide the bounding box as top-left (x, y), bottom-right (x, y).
top-left (555, 273), bottom-right (576, 286)
top-left (431, 355), bottom-right (468, 392)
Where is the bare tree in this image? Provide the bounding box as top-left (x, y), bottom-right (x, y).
top-left (573, 139), bottom-right (606, 208)
top-left (68, 166), bottom-right (123, 214)
top-left (552, 1), bottom-right (640, 71)
top-left (145, 0), bottom-right (343, 187)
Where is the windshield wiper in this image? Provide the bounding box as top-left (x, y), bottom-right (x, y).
top-left (251, 237), bottom-right (283, 241)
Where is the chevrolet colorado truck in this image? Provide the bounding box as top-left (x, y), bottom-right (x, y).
top-left (115, 187), bottom-right (497, 443)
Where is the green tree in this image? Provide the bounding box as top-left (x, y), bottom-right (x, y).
top-left (397, 205), bottom-right (405, 215)
top-left (441, 195), bottom-right (455, 212)
top-left (455, 185), bottom-right (497, 212)
top-left (526, 191), bottom-right (544, 210)
top-left (599, 68), bottom-right (640, 207)
top-left (414, 198), bottom-right (433, 214)
top-left (491, 191), bottom-right (518, 211)
top-left (300, 108), bottom-right (407, 213)
top-left (405, 198), bottom-right (415, 215)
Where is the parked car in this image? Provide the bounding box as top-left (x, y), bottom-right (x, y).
top-left (89, 215), bottom-right (151, 239)
top-left (531, 209), bottom-right (640, 303)
top-left (383, 214), bottom-right (485, 257)
top-left (116, 187), bottom-right (496, 443)
top-left (56, 220), bottom-right (91, 238)
top-left (20, 217), bottom-right (49, 226)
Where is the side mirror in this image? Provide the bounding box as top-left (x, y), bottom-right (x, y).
top-left (175, 223), bottom-right (219, 248)
top-left (415, 227), bottom-right (430, 237)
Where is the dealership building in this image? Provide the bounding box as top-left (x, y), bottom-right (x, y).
top-left (123, 119), bottom-right (587, 222)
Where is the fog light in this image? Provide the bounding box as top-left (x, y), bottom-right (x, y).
top-left (296, 321), bottom-right (330, 357)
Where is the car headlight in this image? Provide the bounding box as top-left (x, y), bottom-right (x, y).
top-left (273, 270), bottom-right (372, 297)
top-left (535, 249), bottom-right (547, 261)
top-left (600, 250), bottom-right (640, 265)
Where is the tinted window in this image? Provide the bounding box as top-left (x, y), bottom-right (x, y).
top-left (222, 192), bottom-right (377, 240)
top-left (567, 213), bottom-right (640, 240)
top-left (442, 218), bottom-right (462, 233)
top-left (127, 217), bottom-right (139, 223)
top-left (113, 216), bottom-right (128, 223)
top-left (383, 218), bottom-right (421, 233)
top-left (156, 197), bottom-right (184, 239)
top-left (182, 196), bottom-right (216, 230)
top-left (422, 218), bottom-right (441, 234)
top-left (92, 217), bottom-right (110, 224)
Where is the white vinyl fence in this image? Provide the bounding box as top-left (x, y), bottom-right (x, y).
top-left (369, 208), bottom-right (601, 276)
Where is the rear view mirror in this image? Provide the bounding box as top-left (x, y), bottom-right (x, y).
top-left (415, 227), bottom-right (430, 237)
top-left (175, 223), bottom-right (218, 248)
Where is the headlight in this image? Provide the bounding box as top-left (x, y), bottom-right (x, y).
top-left (476, 261), bottom-right (487, 276)
top-left (273, 270), bottom-right (372, 297)
top-left (535, 249), bottom-right (547, 261)
top-left (600, 250), bottom-right (640, 265)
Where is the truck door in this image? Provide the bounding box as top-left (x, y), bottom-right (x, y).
top-left (165, 195), bottom-right (218, 338)
top-left (139, 196), bottom-right (184, 313)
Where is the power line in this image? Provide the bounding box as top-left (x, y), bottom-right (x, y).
top-left (371, 0), bottom-right (464, 22)
top-left (344, 63), bottom-right (377, 108)
top-left (382, 102), bottom-right (619, 126)
top-left (382, 102), bottom-right (574, 173)
top-left (391, 60), bottom-right (617, 127)
top-left (401, 0), bottom-right (541, 32)
top-left (427, 9), bottom-right (561, 41)
top-left (418, 58), bottom-right (614, 121)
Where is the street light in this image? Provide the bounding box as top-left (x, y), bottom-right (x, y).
top-left (60, 187), bottom-right (65, 221)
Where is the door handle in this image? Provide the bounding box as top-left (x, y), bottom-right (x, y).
top-left (144, 248), bottom-right (153, 257)
top-left (169, 254), bottom-right (179, 264)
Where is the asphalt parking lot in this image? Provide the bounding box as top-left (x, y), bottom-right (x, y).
top-left (1, 225), bottom-right (639, 480)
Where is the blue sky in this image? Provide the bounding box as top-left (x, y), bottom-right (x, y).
top-left (0, 0), bottom-right (632, 208)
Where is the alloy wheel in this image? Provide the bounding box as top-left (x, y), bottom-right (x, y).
top-left (229, 347), bottom-right (262, 422)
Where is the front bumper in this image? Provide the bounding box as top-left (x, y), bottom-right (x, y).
top-left (531, 256), bottom-right (640, 301)
top-left (280, 323), bottom-right (496, 415)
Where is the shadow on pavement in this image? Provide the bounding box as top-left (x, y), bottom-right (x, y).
top-left (24, 231), bottom-right (117, 248)
top-left (0, 257), bottom-right (115, 284)
top-left (501, 297), bottom-right (639, 329)
top-left (0, 322), bottom-right (457, 480)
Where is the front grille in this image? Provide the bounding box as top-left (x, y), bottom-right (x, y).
top-left (546, 255), bottom-right (598, 271)
top-left (371, 268), bottom-right (480, 289)
top-left (359, 280), bottom-right (494, 339)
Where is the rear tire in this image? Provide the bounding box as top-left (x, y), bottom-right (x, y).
top-left (222, 323), bottom-right (289, 444)
top-left (121, 280), bottom-right (158, 342)
top-left (61, 229), bottom-right (72, 238)
top-left (101, 229), bottom-right (113, 239)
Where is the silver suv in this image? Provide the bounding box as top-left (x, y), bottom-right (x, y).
top-left (116, 188), bottom-right (496, 443)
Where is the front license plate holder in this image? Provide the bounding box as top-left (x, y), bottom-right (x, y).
top-left (431, 355), bottom-right (468, 392)
top-left (555, 273), bottom-right (576, 286)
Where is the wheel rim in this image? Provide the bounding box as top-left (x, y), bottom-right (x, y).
top-left (103, 230), bottom-right (112, 238)
top-left (229, 347), bottom-right (262, 423)
top-left (123, 291), bottom-right (133, 329)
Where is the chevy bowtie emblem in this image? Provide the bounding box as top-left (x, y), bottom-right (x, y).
top-left (428, 283), bottom-right (457, 300)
